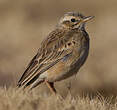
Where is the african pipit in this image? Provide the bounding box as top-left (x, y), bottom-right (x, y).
top-left (17, 12), bottom-right (94, 95)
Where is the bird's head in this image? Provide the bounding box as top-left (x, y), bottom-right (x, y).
top-left (58, 12), bottom-right (94, 30)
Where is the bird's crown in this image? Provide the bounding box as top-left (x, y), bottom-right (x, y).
top-left (58, 12), bottom-right (94, 29)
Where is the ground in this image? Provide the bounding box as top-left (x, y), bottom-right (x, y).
top-left (0, 87), bottom-right (117, 110)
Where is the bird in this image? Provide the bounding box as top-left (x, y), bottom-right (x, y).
top-left (17, 12), bottom-right (94, 95)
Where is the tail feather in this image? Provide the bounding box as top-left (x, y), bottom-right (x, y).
top-left (17, 74), bottom-right (44, 90)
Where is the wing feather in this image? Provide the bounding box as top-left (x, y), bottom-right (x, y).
top-left (17, 29), bottom-right (74, 87)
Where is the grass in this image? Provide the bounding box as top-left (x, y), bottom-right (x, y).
top-left (0, 87), bottom-right (117, 110)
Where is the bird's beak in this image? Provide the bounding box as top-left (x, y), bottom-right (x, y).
top-left (83, 16), bottom-right (94, 22)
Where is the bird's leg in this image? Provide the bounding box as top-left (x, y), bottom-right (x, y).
top-left (45, 80), bottom-right (64, 101)
top-left (45, 80), bottom-right (56, 95)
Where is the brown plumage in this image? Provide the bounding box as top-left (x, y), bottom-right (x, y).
top-left (17, 12), bottom-right (94, 94)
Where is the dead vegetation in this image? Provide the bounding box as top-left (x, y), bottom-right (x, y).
top-left (0, 87), bottom-right (117, 110)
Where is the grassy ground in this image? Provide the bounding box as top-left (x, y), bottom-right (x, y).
top-left (0, 87), bottom-right (117, 110)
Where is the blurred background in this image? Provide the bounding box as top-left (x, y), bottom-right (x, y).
top-left (0, 0), bottom-right (117, 96)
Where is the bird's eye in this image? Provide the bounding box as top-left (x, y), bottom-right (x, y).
top-left (71, 18), bottom-right (76, 22)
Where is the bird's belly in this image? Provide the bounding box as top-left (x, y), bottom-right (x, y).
top-left (45, 59), bottom-right (72, 82)
top-left (44, 48), bottom-right (89, 82)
